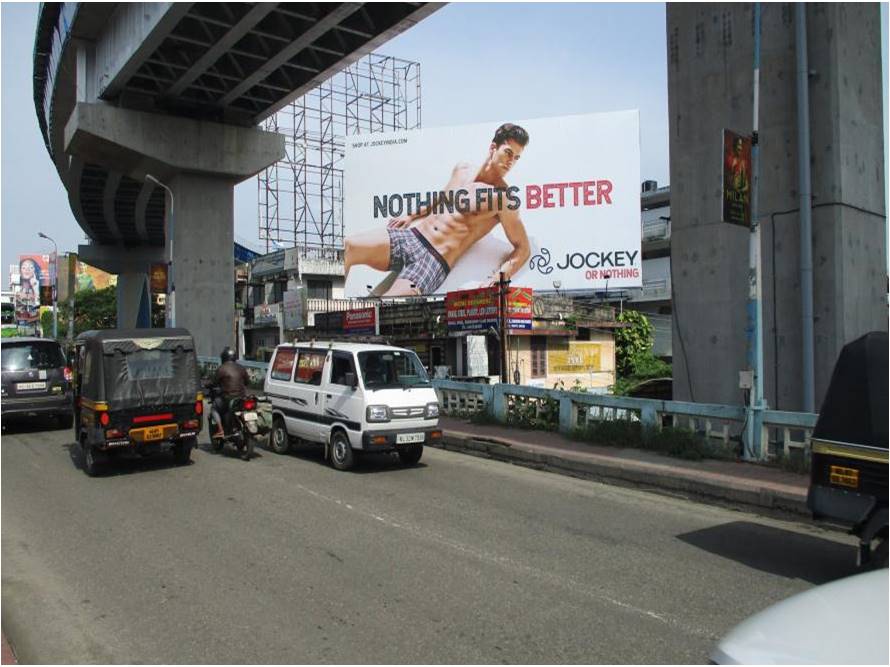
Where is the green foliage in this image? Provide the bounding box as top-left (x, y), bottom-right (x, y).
top-left (572, 420), bottom-right (735, 461)
top-left (614, 310), bottom-right (654, 376)
top-left (612, 350), bottom-right (673, 396)
top-left (507, 395), bottom-right (560, 430)
top-left (40, 287), bottom-right (117, 340)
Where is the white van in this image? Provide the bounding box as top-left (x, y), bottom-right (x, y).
top-left (263, 341), bottom-right (441, 470)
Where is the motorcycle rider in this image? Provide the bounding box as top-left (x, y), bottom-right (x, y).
top-left (208, 346), bottom-right (250, 440)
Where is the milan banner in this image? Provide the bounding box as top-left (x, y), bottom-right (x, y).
top-left (344, 111), bottom-right (642, 297)
top-left (446, 286), bottom-right (534, 333)
top-left (722, 129), bottom-right (752, 227)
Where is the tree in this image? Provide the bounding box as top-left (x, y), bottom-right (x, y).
top-left (41, 286), bottom-right (117, 339)
top-left (614, 309), bottom-right (654, 376)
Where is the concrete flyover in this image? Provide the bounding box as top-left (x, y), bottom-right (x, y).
top-left (33, 2), bottom-right (441, 356)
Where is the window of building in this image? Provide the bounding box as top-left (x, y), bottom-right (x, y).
top-left (531, 336), bottom-right (547, 378)
top-left (307, 279), bottom-right (332, 300)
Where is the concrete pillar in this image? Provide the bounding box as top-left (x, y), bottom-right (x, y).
top-left (169, 173), bottom-right (236, 358)
top-left (117, 273), bottom-right (151, 328)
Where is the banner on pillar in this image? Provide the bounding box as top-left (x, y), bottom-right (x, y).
top-left (58, 253), bottom-right (78, 302)
top-left (150, 263), bottom-right (168, 293)
top-left (721, 129), bottom-right (752, 227)
top-left (39, 285), bottom-right (53, 306)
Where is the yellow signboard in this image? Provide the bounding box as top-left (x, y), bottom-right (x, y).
top-left (548, 341), bottom-right (604, 374)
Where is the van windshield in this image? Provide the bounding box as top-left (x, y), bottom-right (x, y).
top-left (358, 350), bottom-right (429, 390)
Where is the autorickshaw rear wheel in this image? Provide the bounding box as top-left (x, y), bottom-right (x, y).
top-left (173, 437), bottom-right (195, 465)
top-left (82, 438), bottom-right (100, 477)
top-left (330, 430), bottom-right (355, 471)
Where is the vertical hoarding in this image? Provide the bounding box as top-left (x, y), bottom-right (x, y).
top-left (344, 111), bottom-right (641, 297)
top-left (722, 129), bottom-right (752, 226)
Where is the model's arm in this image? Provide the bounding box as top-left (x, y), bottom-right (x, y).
top-left (388, 163), bottom-right (469, 228)
top-left (492, 206), bottom-right (531, 282)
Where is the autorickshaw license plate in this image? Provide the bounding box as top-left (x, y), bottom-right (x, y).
top-left (396, 432), bottom-right (424, 444)
top-left (243, 412), bottom-right (257, 421)
top-left (144, 426), bottom-right (164, 441)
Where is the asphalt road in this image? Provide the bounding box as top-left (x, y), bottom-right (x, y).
top-left (2, 421), bottom-right (859, 664)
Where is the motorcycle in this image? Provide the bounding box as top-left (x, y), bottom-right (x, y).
top-left (206, 385), bottom-right (260, 461)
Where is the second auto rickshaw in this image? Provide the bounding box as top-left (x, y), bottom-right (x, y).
top-left (73, 328), bottom-right (204, 476)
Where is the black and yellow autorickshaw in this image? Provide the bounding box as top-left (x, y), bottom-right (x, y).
top-left (807, 331), bottom-right (888, 568)
top-left (73, 328), bottom-right (204, 476)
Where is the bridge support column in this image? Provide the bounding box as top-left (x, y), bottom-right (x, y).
top-left (168, 173), bottom-right (236, 360)
top-left (117, 273), bottom-right (151, 328)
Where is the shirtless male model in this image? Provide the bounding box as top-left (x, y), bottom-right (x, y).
top-left (344, 123), bottom-right (532, 297)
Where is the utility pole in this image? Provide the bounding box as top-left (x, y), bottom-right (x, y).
top-left (744, 2), bottom-right (767, 460)
top-left (498, 272), bottom-right (509, 384)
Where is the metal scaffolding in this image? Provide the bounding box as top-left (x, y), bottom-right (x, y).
top-left (258, 53), bottom-right (421, 252)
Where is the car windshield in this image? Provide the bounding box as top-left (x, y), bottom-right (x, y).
top-left (1, 342), bottom-right (65, 371)
top-left (358, 350), bottom-right (429, 389)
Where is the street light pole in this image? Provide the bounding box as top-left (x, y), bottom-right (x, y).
top-left (146, 174), bottom-right (175, 327)
top-left (38, 232), bottom-right (58, 338)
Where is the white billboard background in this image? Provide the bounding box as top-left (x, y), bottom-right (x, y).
top-left (344, 111), bottom-right (641, 297)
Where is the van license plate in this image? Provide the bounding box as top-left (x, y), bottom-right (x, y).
top-left (17, 381), bottom-right (46, 391)
top-left (396, 432), bottom-right (424, 444)
top-left (144, 426), bottom-right (164, 441)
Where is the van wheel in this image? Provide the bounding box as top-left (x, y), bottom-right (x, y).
top-left (82, 440), bottom-right (100, 477)
top-left (330, 431), bottom-right (355, 471)
top-left (173, 437), bottom-right (195, 465)
top-left (269, 417), bottom-right (290, 455)
top-left (398, 444), bottom-right (423, 466)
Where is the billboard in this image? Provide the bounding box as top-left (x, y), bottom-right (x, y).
top-left (344, 111), bottom-right (641, 297)
top-left (313, 307), bottom-right (378, 335)
top-left (722, 129), bottom-right (752, 227)
top-left (282, 289), bottom-right (305, 330)
top-left (16, 254), bottom-right (51, 307)
top-left (446, 286), bottom-right (533, 333)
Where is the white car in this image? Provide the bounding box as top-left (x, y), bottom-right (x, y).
top-left (711, 568), bottom-right (888, 664)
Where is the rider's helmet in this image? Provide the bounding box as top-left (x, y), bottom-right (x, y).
top-left (220, 347), bottom-right (236, 363)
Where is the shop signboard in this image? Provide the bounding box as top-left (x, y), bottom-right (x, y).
top-left (506, 287), bottom-right (532, 330)
top-left (254, 302), bottom-right (280, 326)
top-left (446, 286), bottom-right (533, 332)
top-left (282, 289), bottom-right (305, 329)
top-left (343, 307), bottom-right (377, 335)
top-left (150, 263), bottom-right (168, 293)
top-left (548, 341), bottom-right (605, 374)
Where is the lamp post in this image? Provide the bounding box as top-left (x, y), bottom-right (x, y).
top-left (146, 174), bottom-right (175, 327)
top-left (37, 232), bottom-right (58, 338)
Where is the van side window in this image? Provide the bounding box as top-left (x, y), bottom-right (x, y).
top-left (330, 352), bottom-right (356, 386)
top-left (270, 348), bottom-right (296, 381)
top-left (294, 350), bottom-right (325, 386)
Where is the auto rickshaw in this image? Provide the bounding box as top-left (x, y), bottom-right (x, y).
top-left (73, 328), bottom-right (204, 476)
top-left (807, 331), bottom-right (888, 568)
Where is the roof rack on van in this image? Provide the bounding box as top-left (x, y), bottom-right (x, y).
top-left (291, 334), bottom-right (393, 346)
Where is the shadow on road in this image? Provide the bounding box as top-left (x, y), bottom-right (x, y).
top-left (2, 418), bottom-right (70, 434)
top-left (63, 442), bottom-right (196, 477)
top-left (262, 441), bottom-right (428, 474)
top-left (677, 521), bottom-right (858, 584)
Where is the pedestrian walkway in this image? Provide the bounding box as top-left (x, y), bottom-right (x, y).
top-left (435, 416), bottom-right (811, 519)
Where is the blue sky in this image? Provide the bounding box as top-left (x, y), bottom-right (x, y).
top-left (2, 3), bottom-right (888, 277)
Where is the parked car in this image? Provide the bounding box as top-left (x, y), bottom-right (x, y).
top-left (1, 337), bottom-right (73, 428)
top-left (264, 341), bottom-right (442, 470)
top-left (711, 568), bottom-right (888, 664)
top-left (73, 328), bottom-right (203, 475)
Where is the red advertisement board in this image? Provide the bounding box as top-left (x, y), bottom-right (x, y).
top-left (446, 286), bottom-right (533, 332)
top-left (343, 307), bottom-right (377, 335)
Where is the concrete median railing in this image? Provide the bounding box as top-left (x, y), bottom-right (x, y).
top-left (433, 379), bottom-right (818, 462)
top-left (194, 359), bottom-right (816, 462)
